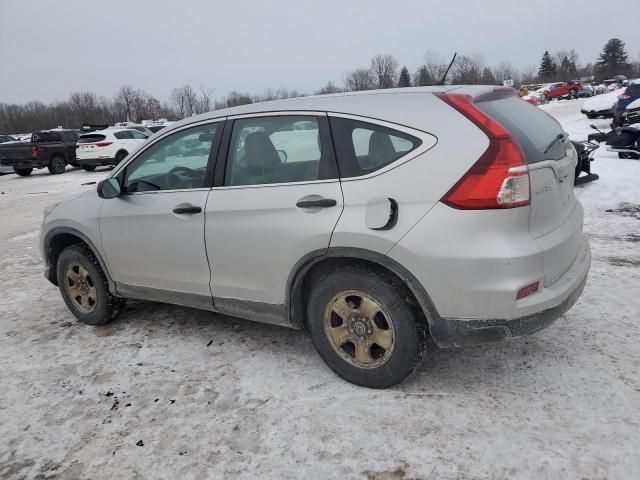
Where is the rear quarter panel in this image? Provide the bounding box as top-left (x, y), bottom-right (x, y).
top-left (330, 93), bottom-right (489, 254)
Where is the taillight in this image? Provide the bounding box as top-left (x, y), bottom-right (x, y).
top-left (31, 145), bottom-right (38, 157)
top-left (436, 93), bottom-right (530, 209)
top-left (517, 281), bottom-right (540, 300)
top-left (95, 142), bottom-right (113, 147)
top-left (619, 94), bottom-right (630, 100)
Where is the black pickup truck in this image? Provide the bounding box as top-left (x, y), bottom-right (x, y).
top-left (0, 130), bottom-right (80, 176)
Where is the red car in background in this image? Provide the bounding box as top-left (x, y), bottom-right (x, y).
top-left (544, 81), bottom-right (583, 100)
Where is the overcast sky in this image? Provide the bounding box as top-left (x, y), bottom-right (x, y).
top-left (1, 0), bottom-right (638, 104)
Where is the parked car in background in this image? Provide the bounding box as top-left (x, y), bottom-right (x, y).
top-left (76, 128), bottom-right (148, 170)
top-left (114, 122), bottom-right (153, 137)
top-left (577, 86), bottom-right (595, 98)
top-left (147, 124), bottom-right (167, 133)
top-left (0, 129), bottom-right (80, 176)
top-left (41, 86), bottom-right (590, 388)
top-left (0, 135), bottom-right (17, 174)
top-left (581, 90), bottom-right (620, 118)
top-left (613, 79), bottom-right (640, 126)
top-left (544, 81), bottom-right (582, 101)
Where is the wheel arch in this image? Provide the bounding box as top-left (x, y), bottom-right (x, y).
top-left (287, 247), bottom-right (440, 333)
top-left (43, 227), bottom-right (114, 292)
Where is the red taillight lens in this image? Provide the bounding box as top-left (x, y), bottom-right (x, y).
top-left (95, 142), bottom-right (113, 147)
top-left (31, 145), bottom-right (38, 157)
top-left (436, 93), bottom-right (530, 209)
top-left (517, 281), bottom-right (540, 300)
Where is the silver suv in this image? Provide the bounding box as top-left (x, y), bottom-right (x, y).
top-left (40, 86), bottom-right (590, 388)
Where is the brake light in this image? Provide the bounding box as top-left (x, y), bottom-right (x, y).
top-left (517, 281), bottom-right (540, 300)
top-left (31, 145), bottom-right (38, 157)
top-left (436, 93), bottom-right (530, 209)
top-left (95, 142), bottom-right (113, 147)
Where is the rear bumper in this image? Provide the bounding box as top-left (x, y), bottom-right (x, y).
top-left (0, 158), bottom-right (47, 168)
top-left (429, 237), bottom-right (591, 347)
top-left (77, 157), bottom-right (116, 166)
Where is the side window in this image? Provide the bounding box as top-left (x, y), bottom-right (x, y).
top-left (123, 123), bottom-right (218, 192)
top-left (114, 131), bottom-right (128, 140)
top-left (130, 130), bottom-right (148, 140)
top-left (225, 115), bottom-right (333, 186)
top-left (330, 117), bottom-right (421, 178)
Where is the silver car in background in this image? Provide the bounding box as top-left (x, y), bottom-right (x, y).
top-left (40, 86), bottom-right (590, 388)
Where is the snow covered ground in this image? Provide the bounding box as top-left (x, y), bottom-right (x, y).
top-left (1, 99), bottom-right (639, 479)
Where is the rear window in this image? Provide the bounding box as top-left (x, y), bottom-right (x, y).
top-left (78, 134), bottom-right (107, 144)
top-left (32, 131), bottom-right (61, 142)
top-left (625, 84), bottom-right (640, 96)
top-left (476, 96), bottom-right (566, 163)
top-left (330, 117), bottom-right (421, 177)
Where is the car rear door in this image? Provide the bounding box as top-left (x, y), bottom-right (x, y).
top-left (476, 94), bottom-right (582, 286)
top-left (204, 113), bottom-right (343, 321)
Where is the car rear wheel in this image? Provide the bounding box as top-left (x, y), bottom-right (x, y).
top-left (115, 150), bottom-right (128, 164)
top-left (13, 167), bottom-right (33, 176)
top-left (47, 155), bottom-right (66, 174)
top-left (307, 267), bottom-right (427, 388)
top-left (82, 165), bottom-right (96, 171)
top-left (57, 244), bottom-right (126, 326)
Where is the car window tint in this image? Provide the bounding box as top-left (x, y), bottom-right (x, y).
top-left (225, 115), bottom-right (325, 186)
top-left (330, 117), bottom-right (421, 178)
top-left (129, 130), bottom-right (148, 139)
top-left (78, 134), bottom-right (106, 143)
top-left (123, 123), bottom-right (218, 192)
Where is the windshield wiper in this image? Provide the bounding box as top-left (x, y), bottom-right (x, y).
top-left (544, 133), bottom-right (567, 154)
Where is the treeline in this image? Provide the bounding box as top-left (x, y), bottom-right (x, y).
top-left (1, 38), bottom-right (638, 134)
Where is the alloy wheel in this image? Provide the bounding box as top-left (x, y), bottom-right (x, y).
top-left (323, 290), bottom-right (395, 368)
top-left (64, 263), bottom-right (98, 313)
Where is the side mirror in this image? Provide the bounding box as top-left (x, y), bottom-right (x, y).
top-left (277, 149), bottom-right (288, 162)
top-left (97, 178), bottom-right (122, 199)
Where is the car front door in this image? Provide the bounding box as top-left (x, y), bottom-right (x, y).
top-left (205, 113), bottom-right (343, 323)
top-left (100, 120), bottom-right (223, 309)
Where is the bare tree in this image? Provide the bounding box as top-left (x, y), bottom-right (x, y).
top-left (198, 85), bottom-right (214, 114)
top-left (421, 50), bottom-right (449, 84)
top-left (492, 61), bottom-right (519, 85)
top-left (370, 54), bottom-right (399, 89)
top-left (115, 85), bottom-right (137, 122)
top-left (451, 54), bottom-right (485, 84)
top-left (344, 68), bottom-right (376, 91)
top-left (315, 81), bottom-right (342, 95)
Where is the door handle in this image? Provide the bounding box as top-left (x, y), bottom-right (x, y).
top-left (173, 205), bottom-right (202, 215)
top-left (296, 198), bottom-right (337, 209)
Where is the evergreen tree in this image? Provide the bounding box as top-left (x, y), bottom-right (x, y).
top-left (414, 65), bottom-right (434, 86)
top-left (596, 38), bottom-right (630, 77)
top-left (480, 67), bottom-right (497, 85)
top-left (538, 51), bottom-right (557, 81)
top-left (398, 66), bottom-right (411, 87)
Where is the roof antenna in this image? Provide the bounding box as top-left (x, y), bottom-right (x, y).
top-left (436, 52), bottom-right (457, 85)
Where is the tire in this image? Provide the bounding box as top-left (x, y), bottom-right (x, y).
top-left (47, 155), bottom-right (66, 174)
top-left (13, 167), bottom-right (33, 176)
top-left (56, 244), bottom-right (126, 326)
top-left (82, 165), bottom-right (96, 171)
top-left (306, 267), bottom-right (427, 388)
top-left (570, 89), bottom-right (577, 99)
top-left (115, 150), bottom-right (128, 164)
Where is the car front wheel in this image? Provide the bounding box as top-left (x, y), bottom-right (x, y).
top-left (57, 244), bottom-right (126, 325)
top-left (307, 267), bottom-right (427, 388)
